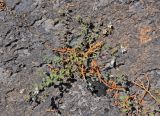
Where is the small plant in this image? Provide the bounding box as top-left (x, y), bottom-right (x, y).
top-left (31, 16), bottom-right (112, 97)
top-left (30, 15), bottom-right (160, 115)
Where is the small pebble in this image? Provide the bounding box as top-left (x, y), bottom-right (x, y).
top-left (20, 89), bottom-right (25, 94)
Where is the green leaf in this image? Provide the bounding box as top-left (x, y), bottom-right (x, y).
top-left (53, 56), bottom-right (62, 64)
top-left (121, 109), bottom-right (129, 113)
top-left (50, 72), bottom-right (58, 79)
top-left (119, 95), bottom-right (128, 100)
top-left (149, 112), bottom-right (155, 116)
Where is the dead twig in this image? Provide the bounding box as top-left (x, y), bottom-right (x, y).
top-left (90, 60), bottom-right (102, 82)
top-left (132, 76), bottom-right (160, 104)
top-left (84, 41), bottom-right (104, 57)
top-left (102, 79), bottom-right (125, 92)
top-left (52, 48), bottom-right (75, 53)
top-left (80, 64), bottom-right (86, 80)
top-left (139, 76), bottom-right (150, 104)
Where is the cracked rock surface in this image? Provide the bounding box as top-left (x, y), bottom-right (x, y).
top-left (0, 0), bottom-right (160, 116)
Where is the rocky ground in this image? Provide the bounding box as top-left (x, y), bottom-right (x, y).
top-left (0, 0), bottom-right (160, 116)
